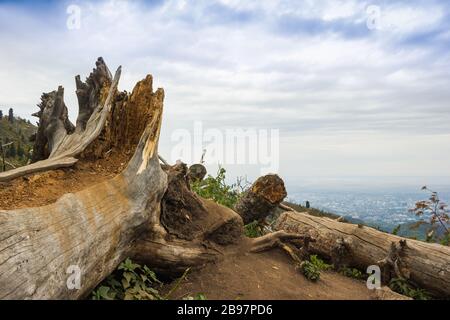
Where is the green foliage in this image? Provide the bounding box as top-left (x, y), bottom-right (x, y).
top-left (392, 224), bottom-right (401, 235)
top-left (191, 167), bottom-right (240, 209)
top-left (300, 260), bottom-right (321, 281)
top-left (339, 266), bottom-right (366, 280)
top-left (91, 286), bottom-right (115, 300)
top-left (243, 220), bottom-right (264, 238)
top-left (91, 258), bottom-right (162, 300)
top-left (440, 233), bottom-right (450, 246)
top-left (0, 115), bottom-right (36, 169)
top-left (299, 255), bottom-right (333, 281)
top-left (389, 278), bottom-right (431, 300)
top-left (309, 255), bottom-right (333, 271)
top-left (16, 142), bottom-right (24, 158)
top-left (6, 144), bottom-right (16, 158)
top-left (191, 167), bottom-right (267, 238)
top-left (183, 293), bottom-right (207, 300)
top-left (191, 166), bottom-right (267, 238)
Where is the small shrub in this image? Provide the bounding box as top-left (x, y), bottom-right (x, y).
top-left (191, 167), bottom-right (241, 208)
top-left (91, 258), bottom-right (162, 300)
top-left (183, 293), bottom-right (207, 300)
top-left (309, 255), bottom-right (333, 271)
top-left (300, 261), bottom-right (321, 281)
top-left (340, 266), bottom-right (366, 280)
top-left (244, 220), bottom-right (264, 238)
top-left (440, 233), bottom-right (450, 246)
top-left (389, 278), bottom-right (431, 300)
top-left (391, 225), bottom-right (401, 235)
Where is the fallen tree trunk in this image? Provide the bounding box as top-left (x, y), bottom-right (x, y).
top-left (274, 211), bottom-right (450, 298)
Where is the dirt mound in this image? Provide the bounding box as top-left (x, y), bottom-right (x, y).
top-left (0, 152), bottom-right (129, 210)
top-left (163, 248), bottom-right (376, 300)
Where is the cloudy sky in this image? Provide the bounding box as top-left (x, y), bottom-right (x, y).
top-left (0, 0), bottom-right (449, 191)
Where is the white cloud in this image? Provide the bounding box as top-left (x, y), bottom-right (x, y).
top-left (0, 0), bottom-right (449, 185)
top-left (379, 4), bottom-right (444, 34)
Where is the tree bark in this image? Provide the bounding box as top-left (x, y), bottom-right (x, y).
top-left (160, 163), bottom-right (243, 244)
top-left (274, 211), bottom-right (450, 298)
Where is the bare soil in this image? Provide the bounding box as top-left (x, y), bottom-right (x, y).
top-left (0, 152), bottom-right (129, 210)
top-left (163, 248), bottom-right (375, 300)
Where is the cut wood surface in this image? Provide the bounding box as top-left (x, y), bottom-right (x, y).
top-left (234, 174), bottom-right (287, 224)
top-left (275, 211), bottom-right (450, 297)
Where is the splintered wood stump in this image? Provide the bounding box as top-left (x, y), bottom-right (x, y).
top-left (275, 211), bottom-right (450, 298)
top-left (234, 174), bottom-right (287, 224)
top-left (0, 58), bottom-right (249, 299)
top-left (0, 58), bottom-right (121, 182)
top-left (0, 91), bottom-right (167, 299)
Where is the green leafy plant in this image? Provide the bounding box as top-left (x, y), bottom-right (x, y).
top-left (183, 293), bottom-right (207, 300)
top-left (440, 233), bottom-right (450, 246)
top-left (195, 293), bottom-right (207, 300)
top-left (339, 266), bottom-right (366, 280)
top-left (91, 258), bottom-right (162, 300)
top-left (91, 286), bottom-right (116, 300)
top-left (309, 255), bottom-right (333, 271)
top-left (191, 167), bottom-right (241, 208)
top-left (300, 260), bottom-right (321, 281)
top-left (243, 220), bottom-right (264, 238)
top-left (389, 278), bottom-right (431, 300)
top-left (299, 255), bottom-right (333, 282)
top-left (191, 167), bottom-right (265, 238)
top-left (392, 224), bottom-right (401, 235)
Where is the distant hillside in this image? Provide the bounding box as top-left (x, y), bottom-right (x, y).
top-left (395, 220), bottom-right (449, 242)
top-left (0, 110), bottom-right (37, 170)
top-left (282, 201), bottom-right (341, 220)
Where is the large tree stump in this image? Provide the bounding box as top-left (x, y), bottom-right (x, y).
top-left (275, 211), bottom-right (450, 298)
top-left (0, 58), bottom-right (257, 299)
top-left (0, 89), bottom-right (167, 299)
